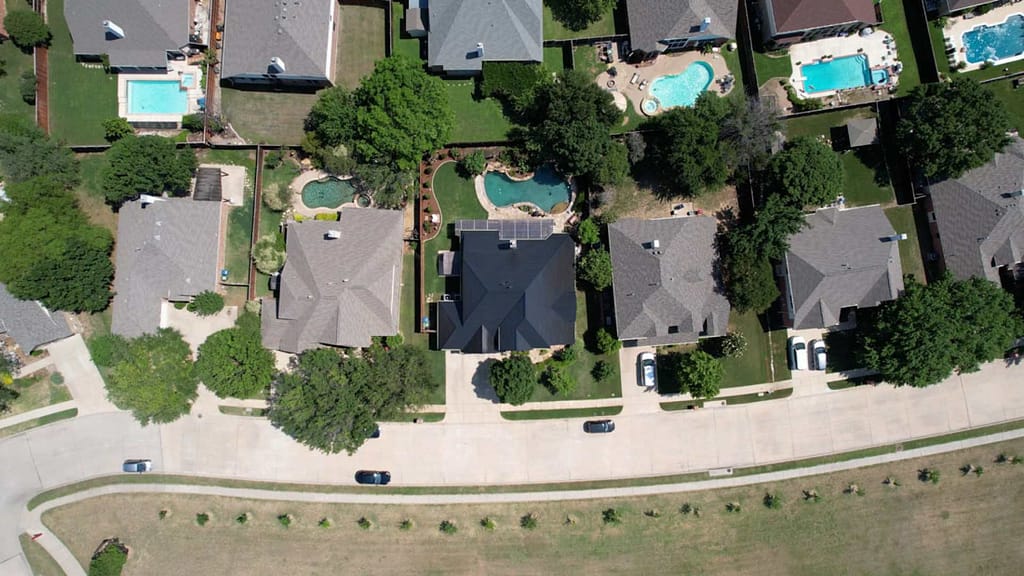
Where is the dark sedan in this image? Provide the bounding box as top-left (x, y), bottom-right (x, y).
top-left (354, 470), bottom-right (391, 485)
top-left (583, 420), bottom-right (615, 434)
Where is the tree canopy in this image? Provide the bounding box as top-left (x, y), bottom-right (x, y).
top-left (0, 177), bottom-right (114, 312)
top-left (489, 353), bottom-right (536, 405)
top-left (643, 92), bottom-right (731, 197)
top-left (896, 78), bottom-right (1010, 180)
top-left (0, 114), bottom-right (78, 189)
top-left (196, 313), bottom-right (274, 399)
top-left (269, 344), bottom-right (438, 453)
top-left (768, 136), bottom-right (844, 208)
top-left (720, 97), bottom-right (782, 172)
top-left (105, 328), bottom-right (198, 425)
top-left (101, 136), bottom-right (197, 205)
top-left (102, 118), bottom-right (134, 142)
top-left (677, 350), bottom-right (724, 399)
top-left (858, 275), bottom-right (1022, 387)
top-left (546, 0), bottom-right (615, 31)
top-left (577, 248), bottom-right (614, 291)
top-left (4, 10), bottom-right (50, 49)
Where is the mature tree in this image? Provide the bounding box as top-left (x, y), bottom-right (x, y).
top-left (457, 151), bottom-right (487, 178)
top-left (578, 248), bottom-right (614, 291)
top-left (101, 136), bottom-right (197, 205)
top-left (304, 86), bottom-right (356, 150)
top-left (352, 162), bottom-right (414, 209)
top-left (543, 363), bottom-right (577, 396)
top-left (269, 344), bottom-right (438, 453)
top-left (196, 314), bottom-right (275, 399)
top-left (722, 248), bottom-right (779, 314)
top-left (0, 386), bottom-right (18, 414)
top-left (859, 275), bottom-right (1022, 387)
top-left (644, 92), bottom-right (730, 197)
top-left (547, 0), bottom-right (616, 31)
top-left (677, 350), bottom-right (724, 399)
top-left (521, 69), bottom-right (621, 180)
top-left (102, 118), bottom-right (134, 142)
top-left (187, 290), bottom-right (224, 316)
top-left (745, 194), bottom-right (806, 260)
top-left (896, 78), bottom-right (1010, 180)
top-left (595, 140), bottom-right (630, 186)
top-left (721, 97), bottom-right (781, 172)
top-left (4, 10), bottom-right (51, 49)
top-left (0, 177), bottom-right (113, 312)
top-left (576, 218), bottom-right (601, 246)
top-left (594, 327), bottom-right (621, 355)
top-left (768, 137), bottom-right (844, 208)
top-left (252, 234), bottom-right (287, 274)
top-left (480, 62), bottom-right (551, 114)
top-left (489, 352), bottom-right (536, 405)
top-left (0, 114), bottom-right (78, 188)
top-left (105, 328), bottom-right (198, 425)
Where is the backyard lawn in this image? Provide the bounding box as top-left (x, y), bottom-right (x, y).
top-left (73, 154), bottom-right (118, 235)
top-left (544, 46), bottom-right (568, 71)
top-left (336, 4), bottom-right (386, 89)
top-left (421, 162), bottom-right (487, 298)
top-left (542, 3), bottom-right (618, 40)
top-left (391, 2), bottom-right (425, 62)
top-left (877, 0), bottom-right (921, 96)
top-left (220, 89), bottom-right (318, 145)
top-left (47, 0), bottom-right (117, 145)
top-left (884, 205), bottom-right (927, 284)
top-left (224, 192), bottom-right (254, 284)
top-left (0, 1), bottom-right (37, 121)
top-left (752, 50), bottom-right (793, 86)
top-left (988, 79), bottom-right (1024, 136)
top-left (444, 81), bottom-right (513, 143)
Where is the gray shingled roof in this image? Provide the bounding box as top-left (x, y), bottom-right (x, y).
top-left (221, 0), bottom-right (334, 81)
top-left (261, 210), bottom-right (404, 353)
top-left (64, 0), bottom-right (187, 69)
top-left (782, 206), bottom-right (904, 329)
top-left (626, 0), bottom-right (739, 54)
top-left (0, 284), bottom-right (71, 353)
top-left (928, 138), bottom-right (1024, 283)
top-left (608, 217), bottom-right (730, 345)
top-left (112, 199), bottom-right (222, 338)
top-left (846, 118), bottom-right (878, 148)
top-left (428, 0), bottom-right (542, 73)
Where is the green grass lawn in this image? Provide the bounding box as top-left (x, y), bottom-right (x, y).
top-left (199, 148), bottom-right (255, 166)
top-left (0, 1), bottom-right (37, 121)
top-left (400, 252), bottom-right (445, 404)
top-left (928, 19), bottom-right (952, 77)
top-left (445, 80), bottom-right (513, 143)
top-left (719, 44), bottom-right (746, 95)
top-left (752, 50), bottom-right (793, 86)
top-left (988, 79), bottom-right (1024, 135)
top-left (261, 159), bottom-right (300, 197)
top-left (544, 46), bottom-right (567, 71)
top-left (225, 192), bottom-right (254, 284)
top-left (877, 0), bottom-right (921, 96)
top-left (719, 310), bottom-right (790, 387)
top-left (47, 0), bottom-right (117, 145)
top-left (391, 2), bottom-right (425, 62)
top-left (18, 533), bottom-right (64, 576)
top-left (501, 405), bottom-right (621, 420)
top-left (336, 4), bottom-right (386, 89)
top-left (421, 162), bottom-right (486, 298)
top-left (72, 154), bottom-right (118, 235)
top-left (220, 89), bottom-right (318, 146)
top-left (542, 3), bottom-right (617, 40)
top-left (884, 205), bottom-right (927, 284)
top-left (0, 408), bottom-right (77, 440)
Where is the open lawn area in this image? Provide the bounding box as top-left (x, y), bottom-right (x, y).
top-left (422, 162), bottom-right (486, 298)
top-left (445, 80), bottom-right (513, 143)
top-left (18, 534), bottom-right (63, 576)
top-left (544, 46), bottom-right (568, 71)
top-left (884, 205), bottom-right (927, 284)
top-left (47, 0), bottom-right (117, 145)
top-left (43, 437), bottom-right (1024, 575)
top-left (753, 50), bottom-right (793, 86)
top-left (391, 2), bottom-right (425, 62)
top-left (543, 2), bottom-right (618, 40)
top-left (0, 1), bottom-right (37, 121)
top-left (988, 78), bottom-right (1024, 135)
top-left (0, 371), bottom-right (71, 420)
top-left (224, 192), bottom-right (253, 285)
top-left (73, 154), bottom-right (117, 235)
top-left (220, 89), bottom-right (318, 145)
top-left (336, 4), bottom-right (386, 89)
top-left (400, 252), bottom-right (446, 404)
top-left (877, 0), bottom-right (921, 96)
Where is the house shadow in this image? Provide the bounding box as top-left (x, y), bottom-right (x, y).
top-left (471, 357), bottom-right (501, 403)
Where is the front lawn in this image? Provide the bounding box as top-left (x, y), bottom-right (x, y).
top-left (542, 3), bottom-right (618, 40)
top-left (884, 205), bottom-right (927, 284)
top-left (421, 162), bottom-right (486, 299)
top-left (336, 3), bottom-right (386, 89)
top-left (47, 0), bottom-right (117, 145)
top-left (0, 371), bottom-right (72, 419)
top-left (877, 0), bottom-right (921, 96)
top-left (753, 50), bottom-right (793, 86)
top-left (220, 89), bottom-right (318, 145)
top-left (445, 81), bottom-right (513, 143)
top-left (719, 310), bottom-right (791, 387)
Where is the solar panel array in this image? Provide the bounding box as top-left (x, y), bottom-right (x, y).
top-left (454, 219), bottom-right (555, 240)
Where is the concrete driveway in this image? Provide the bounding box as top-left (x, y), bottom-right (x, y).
top-left (161, 302), bottom-right (238, 355)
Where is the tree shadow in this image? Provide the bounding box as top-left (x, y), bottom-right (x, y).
top-left (471, 357), bottom-right (501, 403)
top-left (851, 145), bottom-right (892, 189)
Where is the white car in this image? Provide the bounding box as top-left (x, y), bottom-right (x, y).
top-left (788, 336), bottom-right (808, 371)
top-left (811, 339), bottom-right (827, 371)
top-left (638, 352), bottom-right (657, 387)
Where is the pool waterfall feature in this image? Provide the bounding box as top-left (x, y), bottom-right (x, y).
top-left (483, 166), bottom-right (571, 213)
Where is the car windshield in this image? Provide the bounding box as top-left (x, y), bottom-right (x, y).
top-left (795, 343), bottom-right (806, 351)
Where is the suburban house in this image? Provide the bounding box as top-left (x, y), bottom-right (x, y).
top-left (757, 0), bottom-right (881, 48)
top-left (925, 137), bottom-right (1024, 285)
top-left (111, 198), bottom-right (222, 338)
top-left (626, 0), bottom-right (738, 60)
top-left (934, 0), bottom-right (997, 16)
top-left (0, 284), bottom-right (71, 354)
top-left (436, 221), bottom-right (575, 353)
top-left (221, 0), bottom-right (336, 88)
top-left (608, 217), bottom-right (730, 346)
top-left (261, 209), bottom-right (404, 354)
top-left (779, 206), bottom-right (904, 329)
top-left (64, 0), bottom-right (194, 71)
top-left (427, 0), bottom-right (542, 75)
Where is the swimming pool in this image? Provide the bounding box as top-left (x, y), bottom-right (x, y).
top-left (963, 14), bottom-right (1024, 65)
top-left (648, 61), bottom-right (714, 110)
top-left (801, 55), bottom-right (885, 94)
top-left (301, 177), bottom-right (355, 209)
top-left (126, 80), bottom-right (189, 115)
top-left (181, 73), bottom-right (196, 88)
top-left (484, 166), bottom-right (570, 213)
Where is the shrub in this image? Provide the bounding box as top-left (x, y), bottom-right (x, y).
top-left (520, 513), bottom-right (538, 530)
top-left (49, 371), bottom-right (64, 385)
top-left (196, 512), bottom-right (210, 526)
top-left (87, 334), bottom-right (130, 368)
top-left (591, 360), bottom-right (613, 382)
top-left (357, 516), bottom-right (372, 530)
top-left (489, 352), bottom-right (537, 405)
top-left (19, 71), bottom-right (36, 105)
top-left (181, 114), bottom-right (204, 133)
top-left (918, 468), bottom-right (941, 484)
top-left (262, 182), bottom-right (292, 212)
top-left (721, 331), bottom-right (747, 358)
top-left (277, 514), bottom-right (293, 527)
top-left (244, 299), bottom-right (262, 314)
top-left (594, 328), bottom-right (621, 355)
top-left (318, 517), bottom-right (332, 528)
top-left (457, 151), bottom-right (486, 177)
top-left (187, 291), bottom-right (224, 316)
top-left (264, 147), bottom-right (285, 169)
top-left (235, 512), bottom-right (249, 525)
top-left (575, 218), bottom-right (601, 246)
top-left (4, 10), bottom-right (51, 49)
top-left (88, 540), bottom-right (127, 576)
top-left (480, 517), bottom-right (495, 530)
top-left (480, 61), bottom-right (550, 111)
top-left (763, 492), bottom-right (782, 510)
top-left (399, 518), bottom-right (413, 531)
top-left (602, 508), bottom-right (622, 525)
top-left (313, 212), bottom-right (339, 221)
top-left (555, 342), bottom-right (578, 363)
top-left (102, 118), bottom-right (134, 142)
top-left (644, 509), bottom-right (661, 518)
top-left (253, 233), bottom-right (287, 274)
top-left (543, 363), bottom-right (576, 396)
top-left (384, 334), bottom-right (404, 348)
top-left (439, 520), bottom-right (457, 535)
top-left (158, 509), bottom-right (169, 520)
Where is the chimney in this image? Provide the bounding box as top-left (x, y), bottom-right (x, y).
top-left (700, 17), bottom-right (711, 32)
top-left (103, 20), bottom-right (126, 39)
top-left (476, 43), bottom-right (485, 58)
top-left (651, 239), bottom-right (660, 250)
top-left (269, 57), bottom-right (286, 74)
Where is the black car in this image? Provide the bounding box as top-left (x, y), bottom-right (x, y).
top-left (583, 420), bottom-right (615, 434)
top-left (354, 470), bottom-right (391, 485)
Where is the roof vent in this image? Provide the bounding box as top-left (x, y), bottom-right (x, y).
top-left (1010, 190), bottom-right (1024, 198)
top-left (103, 20), bottom-right (125, 39)
top-left (324, 230), bottom-right (341, 240)
top-left (508, 239), bottom-right (517, 249)
top-left (476, 43), bottom-right (485, 58)
top-left (700, 17), bottom-right (711, 32)
top-left (884, 233), bottom-right (908, 242)
top-left (651, 239), bottom-right (660, 250)
top-left (269, 57), bottom-right (286, 74)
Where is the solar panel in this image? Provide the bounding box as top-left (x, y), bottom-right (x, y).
top-left (454, 219), bottom-right (555, 240)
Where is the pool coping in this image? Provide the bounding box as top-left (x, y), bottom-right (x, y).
top-left (289, 170), bottom-right (364, 218)
top-left (787, 31), bottom-right (900, 100)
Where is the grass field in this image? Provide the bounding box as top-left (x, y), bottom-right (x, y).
top-left (220, 89), bottom-right (318, 145)
top-left (988, 78), bottom-right (1024, 136)
top-left (884, 205), bottom-right (927, 284)
top-left (501, 405), bottom-right (622, 421)
top-left (42, 437), bottom-right (1024, 575)
top-left (542, 3), bottom-right (618, 40)
top-left (752, 50), bottom-right (793, 87)
top-left (399, 251), bottom-right (446, 404)
top-left (0, 372), bottom-right (71, 419)
top-left (0, 1), bottom-right (38, 121)
top-left (445, 80), bottom-right (513, 143)
top-left (336, 4), bottom-right (386, 89)
top-left (47, 0), bottom-right (117, 145)
top-left (877, 0), bottom-right (920, 96)
top-left (421, 162), bottom-right (487, 298)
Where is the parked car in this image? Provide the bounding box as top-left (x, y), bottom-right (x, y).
top-left (811, 339), bottom-right (827, 371)
top-left (638, 352), bottom-right (657, 387)
top-left (583, 420), bottom-right (616, 434)
top-left (122, 459), bottom-right (152, 473)
top-left (788, 336), bottom-right (808, 371)
top-left (354, 470), bottom-right (391, 485)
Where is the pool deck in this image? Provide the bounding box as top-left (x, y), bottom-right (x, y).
top-left (788, 32), bottom-right (899, 99)
top-left (473, 167), bottom-right (575, 231)
top-left (289, 170), bottom-right (361, 218)
top-left (117, 61), bottom-right (204, 125)
top-left (943, 4), bottom-right (1024, 71)
top-left (598, 50), bottom-right (734, 117)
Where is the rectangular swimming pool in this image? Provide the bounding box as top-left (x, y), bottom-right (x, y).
top-left (127, 80), bottom-right (188, 115)
top-left (963, 13), bottom-right (1024, 65)
top-left (801, 54), bottom-right (879, 94)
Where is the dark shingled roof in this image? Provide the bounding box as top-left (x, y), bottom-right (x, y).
top-left (437, 231), bottom-right (575, 353)
top-left (782, 206), bottom-right (904, 329)
top-left (928, 137), bottom-right (1024, 283)
top-left (627, 0), bottom-right (739, 53)
top-left (766, 0), bottom-right (878, 34)
top-left (193, 167), bottom-right (223, 202)
top-left (608, 217), bottom-right (730, 345)
top-left (428, 0), bottom-right (543, 73)
top-left (0, 284), bottom-right (71, 353)
top-left (261, 210), bottom-right (405, 353)
top-left (846, 118), bottom-right (878, 148)
top-left (64, 0), bottom-right (187, 69)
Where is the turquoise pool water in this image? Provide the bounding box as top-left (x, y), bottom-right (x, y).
top-left (648, 61), bottom-right (714, 109)
top-left (963, 14), bottom-right (1024, 64)
top-left (301, 178), bottom-right (354, 209)
top-left (484, 166), bottom-right (570, 213)
top-left (801, 55), bottom-right (885, 94)
top-left (181, 73), bottom-right (196, 88)
top-left (127, 80), bottom-right (189, 115)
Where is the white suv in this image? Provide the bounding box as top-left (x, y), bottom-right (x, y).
top-left (788, 336), bottom-right (808, 371)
